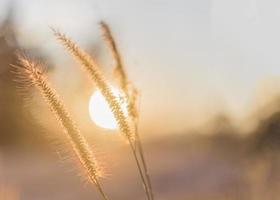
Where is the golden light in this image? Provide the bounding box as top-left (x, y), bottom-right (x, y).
top-left (89, 88), bottom-right (127, 130)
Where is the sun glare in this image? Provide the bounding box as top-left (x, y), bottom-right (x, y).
top-left (89, 88), bottom-right (127, 130)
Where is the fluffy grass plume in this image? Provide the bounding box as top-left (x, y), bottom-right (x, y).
top-left (53, 29), bottom-right (134, 142)
top-left (99, 21), bottom-right (154, 200)
top-left (99, 21), bottom-right (138, 120)
top-left (12, 54), bottom-right (109, 200)
top-left (53, 29), bottom-right (152, 200)
top-left (99, 21), bottom-right (128, 92)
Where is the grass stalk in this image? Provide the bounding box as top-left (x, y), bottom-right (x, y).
top-left (53, 29), bottom-right (153, 200)
top-left (99, 21), bottom-right (154, 200)
top-left (134, 123), bottom-right (154, 200)
top-left (53, 30), bottom-right (134, 142)
top-left (12, 54), bottom-right (109, 200)
top-left (99, 21), bottom-right (128, 92)
top-left (128, 139), bottom-right (151, 200)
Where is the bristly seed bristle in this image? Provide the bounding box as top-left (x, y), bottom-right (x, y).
top-left (99, 21), bottom-right (139, 121)
top-left (53, 29), bottom-right (134, 142)
top-left (98, 21), bottom-right (154, 200)
top-left (12, 53), bottom-right (108, 200)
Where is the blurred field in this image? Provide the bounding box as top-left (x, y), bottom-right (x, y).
top-left (1, 128), bottom-right (280, 200)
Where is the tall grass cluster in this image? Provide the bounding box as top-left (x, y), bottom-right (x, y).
top-left (13, 22), bottom-right (154, 200)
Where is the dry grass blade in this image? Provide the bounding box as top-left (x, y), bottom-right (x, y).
top-left (52, 29), bottom-right (134, 142)
top-left (12, 54), bottom-right (109, 200)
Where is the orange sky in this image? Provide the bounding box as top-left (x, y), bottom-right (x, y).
top-left (1, 0), bottom-right (280, 135)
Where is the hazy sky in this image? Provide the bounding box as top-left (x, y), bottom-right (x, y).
top-left (1, 0), bottom-right (280, 134)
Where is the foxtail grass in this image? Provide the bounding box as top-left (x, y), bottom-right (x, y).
top-left (53, 29), bottom-right (153, 200)
top-left (12, 54), bottom-right (109, 200)
top-left (53, 23), bottom-right (154, 200)
top-left (99, 21), bottom-right (154, 200)
top-left (53, 29), bottom-right (134, 143)
top-left (99, 21), bottom-right (139, 120)
top-left (99, 21), bottom-right (128, 92)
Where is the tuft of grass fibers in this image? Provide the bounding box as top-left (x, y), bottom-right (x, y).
top-left (12, 54), bottom-right (109, 200)
top-left (99, 21), bottom-right (139, 120)
top-left (52, 29), bottom-right (134, 142)
top-left (99, 21), bottom-right (155, 200)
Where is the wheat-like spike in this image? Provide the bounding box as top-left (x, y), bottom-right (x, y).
top-left (53, 29), bottom-right (134, 142)
top-left (12, 54), bottom-right (109, 200)
top-left (99, 21), bottom-right (127, 92)
top-left (99, 22), bottom-right (154, 200)
top-left (99, 21), bottom-right (139, 121)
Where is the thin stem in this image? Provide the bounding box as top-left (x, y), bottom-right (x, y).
top-left (132, 94), bottom-right (154, 200)
top-left (134, 123), bottom-right (154, 200)
top-left (128, 139), bottom-right (151, 200)
top-left (95, 179), bottom-right (109, 200)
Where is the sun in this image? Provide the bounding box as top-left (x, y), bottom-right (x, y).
top-left (89, 88), bottom-right (127, 130)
